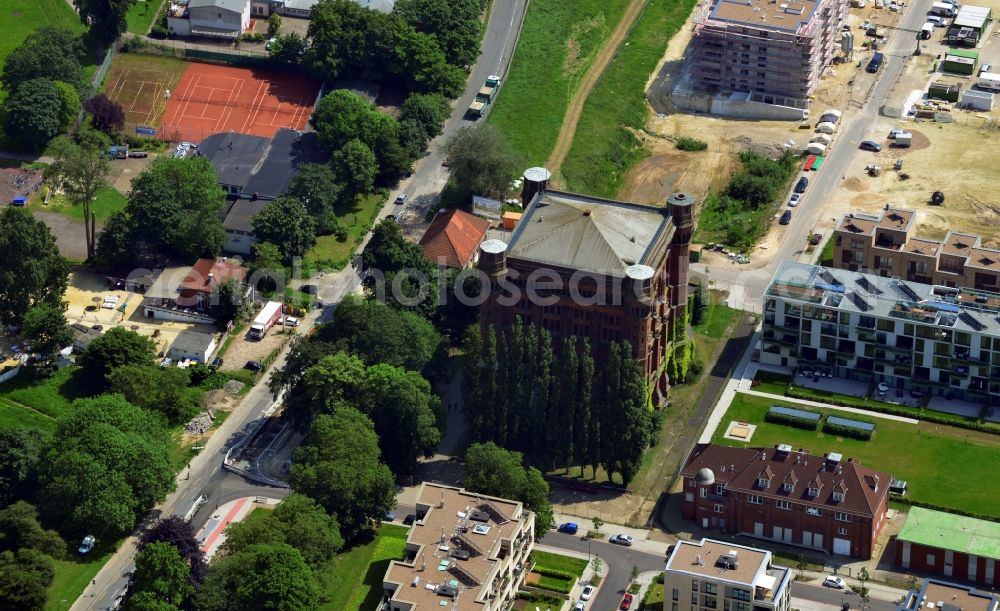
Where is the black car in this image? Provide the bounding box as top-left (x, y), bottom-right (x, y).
top-left (779, 210), bottom-right (793, 225)
top-left (859, 140), bottom-right (882, 152)
top-left (867, 52), bottom-right (885, 73)
top-left (245, 360), bottom-right (262, 372)
top-left (211, 357), bottom-right (223, 369)
top-left (794, 176), bottom-right (809, 193)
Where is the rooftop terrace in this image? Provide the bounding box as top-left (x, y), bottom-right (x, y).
top-left (667, 538), bottom-right (790, 603)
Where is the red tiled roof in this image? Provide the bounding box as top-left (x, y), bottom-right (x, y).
top-left (681, 443), bottom-right (891, 518)
top-left (180, 258), bottom-right (248, 295)
top-left (419, 209), bottom-right (491, 269)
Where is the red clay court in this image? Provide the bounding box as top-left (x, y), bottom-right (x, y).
top-left (160, 63), bottom-right (320, 142)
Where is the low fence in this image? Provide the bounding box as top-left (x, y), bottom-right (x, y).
top-left (135, 38), bottom-right (272, 67)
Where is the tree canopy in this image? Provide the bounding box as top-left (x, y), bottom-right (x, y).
top-left (139, 516), bottom-right (207, 585)
top-left (45, 132), bottom-right (111, 259)
top-left (1, 27), bottom-right (86, 95)
top-left (127, 542), bottom-right (193, 610)
top-left (464, 442), bottom-right (554, 534)
top-left (94, 210), bottom-right (138, 270)
top-left (251, 197), bottom-right (316, 264)
top-left (0, 502), bottom-right (65, 559)
top-left (78, 327), bottom-right (157, 387)
top-left (361, 219), bottom-right (439, 319)
top-left (222, 494), bottom-right (343, 568)
top-left (395, 0), bottom-right (484, 68)
top-left (289, 408), bottom-right (396, 541)
top-left (315, 295), bottom-right (441, 372)
top-left (0, 548), bottom-right (54, 611)
top-left (0, 429), bottom-right (45, 507)
top-left (287, 163), bottom-right (343, 233)
top-left (0, 207), bottom-right (69, 326)
top-left (331, 138), bottom-right (377, 200)
top-left (20, 304), bottom-right (73, 356)
top-left (75, 0), bottom-right (136, 43)
top-left (123, 156), bottom-right (226, 258)
top-left (38, 395), bottom-right (174, 538)
top-left (443, 123), bottom-right (525, 205)
top-left (108, 365), bottom-right (204, 424)
top-left (399, 92), bottom-right (450, 139)
top-left (4, 78), bottom-right (67, 150)
top-left (84, 94), bottom-right (126, 134)
top-left (195, 543), bottom-right (319, 611)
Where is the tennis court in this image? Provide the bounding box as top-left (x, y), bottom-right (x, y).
top-left (161, 62), bottom-right (320, 142)
top-left (104, 54), bottom-right (190, 131)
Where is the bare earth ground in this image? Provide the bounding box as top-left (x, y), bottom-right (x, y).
top-left (546, 0), bottom-right (647, 184)
top-left (107, 154), bottom-right (158, 193)
top-left (217, 324), bottom-right (292, 372)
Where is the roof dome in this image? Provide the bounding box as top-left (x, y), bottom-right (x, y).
top-left (695, 467), bottom-right (716, 486)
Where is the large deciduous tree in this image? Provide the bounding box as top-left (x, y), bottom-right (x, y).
top-left (45, 133), bottom-right (111, 260)
top-left (287, 163), bottom-right (343, 232)
top-left (0, 208), bottom-right (69, 326)
top-left (251, 197), bottom-right (316, 264)
top-left (1, 27), bottom-right (86, 95)
top-left (361, 219), bottom-right (439, 319)
top-left (464, 442), bottom-right (555, 534)
top-left (443, 123), bottom-right (525, 205)
top-left (221, 494), bottom-right (343, 568)
top-left (125, 156), bottom-right (226, 258)
top-left (20, 304), bottom-right (73, 357)
top-left (195, 543), bottom-right (319, 611)
top-left (309, 89), bottom-right (385, 154)
top-left (78, 327), bottom-right (157, 387)
top-left (74, 0), bottom-right (136, 43)
top-left (108, 365), bottom-right (203, 424)
top-left (0, 548), bottom-right (55, 611)
top-left (37, 395), bottom-right (174, 539)
top-left (139, 516), bottom-right (207, 585)
top-left (127, 542), bottom-right (194, 610)
top-left (395, 0), bottom-right (483, 68)
top-left (289, 408), bottom-right (395, 541)
top-left (330, 138), bottom-right (377, 201)
top-left (4, 78), bottom-right (66, 150)
top-left (0, 430), bottom-right (45, 507)
top-left (83, 94), bottom-right (126, 135)
top-left (94, 210), bottom-right (137, 270)
top-left (0, 502), bottom-right (66, 558)
top-left (399, 92), bottom-right (450, 139)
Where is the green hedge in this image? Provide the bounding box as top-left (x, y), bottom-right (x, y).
top-left (893, 497), bottom-right (1000, 523)
top-left (822, 421), bottom-right (873, 441)
top-left (764, 410), bottom-right (820, 431)
top-left (786, 386), bottom-right (1000, 435)
top-left (533, 567), bottom-right (577, 581)
top-left (534, 574), bottom-right (573, 594)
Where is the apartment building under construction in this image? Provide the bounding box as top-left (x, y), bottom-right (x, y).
top-left (687, 0), bottom-right (847, 107)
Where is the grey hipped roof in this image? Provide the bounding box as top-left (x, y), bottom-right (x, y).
top-left (223, 200), bottom-right (269, 232)
top-left (506, 191), bottom-right (672, 276)
top-left (189, 0), bottom-right (248, 12)
top-left (201, 132), bottom-right (268, 190)
top-left (171, 330), bottom-right (216, 354)
top-left (201, 129), bottom-right (319, 201)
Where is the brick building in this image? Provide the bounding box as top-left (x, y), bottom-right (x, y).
top-left (665, 538), bottom-right (793, 611)
top-left (477, 190), bottom-right (694, 401)
top-left (895, 507), bottom-right (1000, 586)
top-left (680, 443), bottom-right (892, 559)
top-left (833, 206), bottom-right (1000, 291)
top-left (686, 0), bottom-right (847, 106)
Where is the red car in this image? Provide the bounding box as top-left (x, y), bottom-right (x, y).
top-left (620, 594), bottom-right (634, 610)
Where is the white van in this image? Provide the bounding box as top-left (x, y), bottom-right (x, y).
top-left (921, 22), bottom-right (934, 38)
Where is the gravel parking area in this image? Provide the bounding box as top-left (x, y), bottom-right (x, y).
top-left (217, 323), bottom-right (295, 372)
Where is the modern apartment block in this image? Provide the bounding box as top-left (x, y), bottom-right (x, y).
top-left (761, 261), bottom-right (1000, 403)
top-left (833, 206), bottom-right (1000, 291)
top-left (664, 538), bottom-right (793, 611)
top-left (680, 443), bottom-right (892, 559)
top-left (687, 0), bottom-right (847, 106)
top-left (382, 483), bottom-right (535, 611)
top-left (897, 579), bottom-right (999, 611)
top-left (478, 190), bottom-right (694, 401)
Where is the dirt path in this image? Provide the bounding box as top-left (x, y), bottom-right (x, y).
top-left (545, 0), bottom-right (647, 183)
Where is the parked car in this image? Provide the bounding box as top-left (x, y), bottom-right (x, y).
top-left (284, 316), bottom-right (300, 327)
top-left (866, 52), bottom-right (885, 73)
top-left (610, 534), bottom-right (634, 546)
top-left (300, 284), bottom-right (318, 295)
top-left (888, 128), bottom-right (906, 139)
top-left (557, 522), bottom-right (579, 534)
top-left (859, 140), bottom-right (882, 152)
top-left (245, 360), bottom-right (262, 372)
top-left (788, 193), bottom-right (800, 207)
top-left (980, 63), bottom-right (993, 75)
top-left (824, 576), bottom-right (847, 589)
top-left (581, 585), bottom-right (594, 601)
top-left (395, 193), bottom-right (408, 205)
top-left (78, 535), bottom-right (95, 555)
top-left (779, 210), bottom-right (793, 225)
top-left (384, 510), bottom-right (396, 522)
top-left (574, 603), bottom-right (585, 611)
top-left (620, 594), bottom-right (634, 610)
top-left (794, 176), bottom-right (809, 193)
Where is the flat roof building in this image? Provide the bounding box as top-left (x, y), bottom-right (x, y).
top-left (896, 507), bottom-right (1000, 586)
top-left (761, 260), bottom-right (1000, 403)
top-left (381, 483), bottom-right (535, 611)
top-left (686, 0), bottom-right (847, 107)
top-left (666, 538), bottom-right (793, 611)
top-left (898, 579), bottom-right (999, 611)
top-left (168, 330), bottom-right (218, 363)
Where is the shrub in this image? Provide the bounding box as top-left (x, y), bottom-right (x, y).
top-left (822, 421), bottom-right (873, 440)
top-left (532, 567), bottom-right (576, 581)
top-left (764, 410), bottom-right (820, 431)
top-left (676, 137), bottom-right (708, 151)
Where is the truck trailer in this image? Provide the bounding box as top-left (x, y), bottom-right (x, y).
top-left (249, 301), bottom-right (283, 340)
top-left (978, 72), bottom-right (1000, 92)
top-left (467, 75), bottom-right (501, 118)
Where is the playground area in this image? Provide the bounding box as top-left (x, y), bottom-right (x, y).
top-left (161, 62), bottom-right (320, 142)
top-left (104, 53), bottom-right (190, 133)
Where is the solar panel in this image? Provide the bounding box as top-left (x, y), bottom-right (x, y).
top-left (819, 270), bottom-right (841, 286)
top-left (855, 277), bottom-right (882, 295)
top-left (959, 311), bottom-right (986, 331)
top-left (897, 282), bottom-right (920, 302)
top-left (849, 292), bottom-right (872, 312)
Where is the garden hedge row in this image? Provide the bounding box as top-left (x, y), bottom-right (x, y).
top-left (532, 567), bottom-right (577, 581)
top-left (893, 497), bottom-right (1000, 523)
top-left (786, 386), bottom-right (1000, 435)
top-left (821, 421), bottom-right (873, 441)
top-left (764, 410), bottom-right (820, 431)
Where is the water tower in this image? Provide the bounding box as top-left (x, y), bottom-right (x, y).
top-left (521, 167), bottom-right (551, 204)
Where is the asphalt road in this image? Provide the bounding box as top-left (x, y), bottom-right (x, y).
top-left (542, 531), bottom-right (666, 611)
top-left (694, 0), bottom-right (935, 311)
top-left (795, 583), bottom-right (898, 611)
top-left (76, 3), bottom-right (530, 608)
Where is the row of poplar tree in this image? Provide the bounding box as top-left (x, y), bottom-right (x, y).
top-left (461, 318), bottom-right (657, 486)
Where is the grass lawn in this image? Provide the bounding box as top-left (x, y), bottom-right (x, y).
top-left (126, 0), bottom-right (165, 35)
top-left (0, 396), bottom-right (58, 433)
top-left (38, 187), bottom-right (128, 223)
top-left (561, 0), bottom-right (698, 197)
top-left (488, 0), bottom-right (630, 164)
top-left (694, 291), bottom-right (740, 339)
top-left (305, 193), bottom-right (384, 271)
top-left (531, 550), bottom-right (587, 578)
top-left (819, 235), bottom-right (835, 266)
top-left (0, 0), bottom-right (88, 101)
top-left (641, 581), bottom-right (665, 610)
top-left (0, 366), bottom-right (89, 422)
top-left (320, 524), bottom-right (408, 611)
top-left (750, 370), bottom-right (791, 396)
top-left (46, 549), bottom-right (116, 611)
top-left (712, 392), bottom-right (1000, 518)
